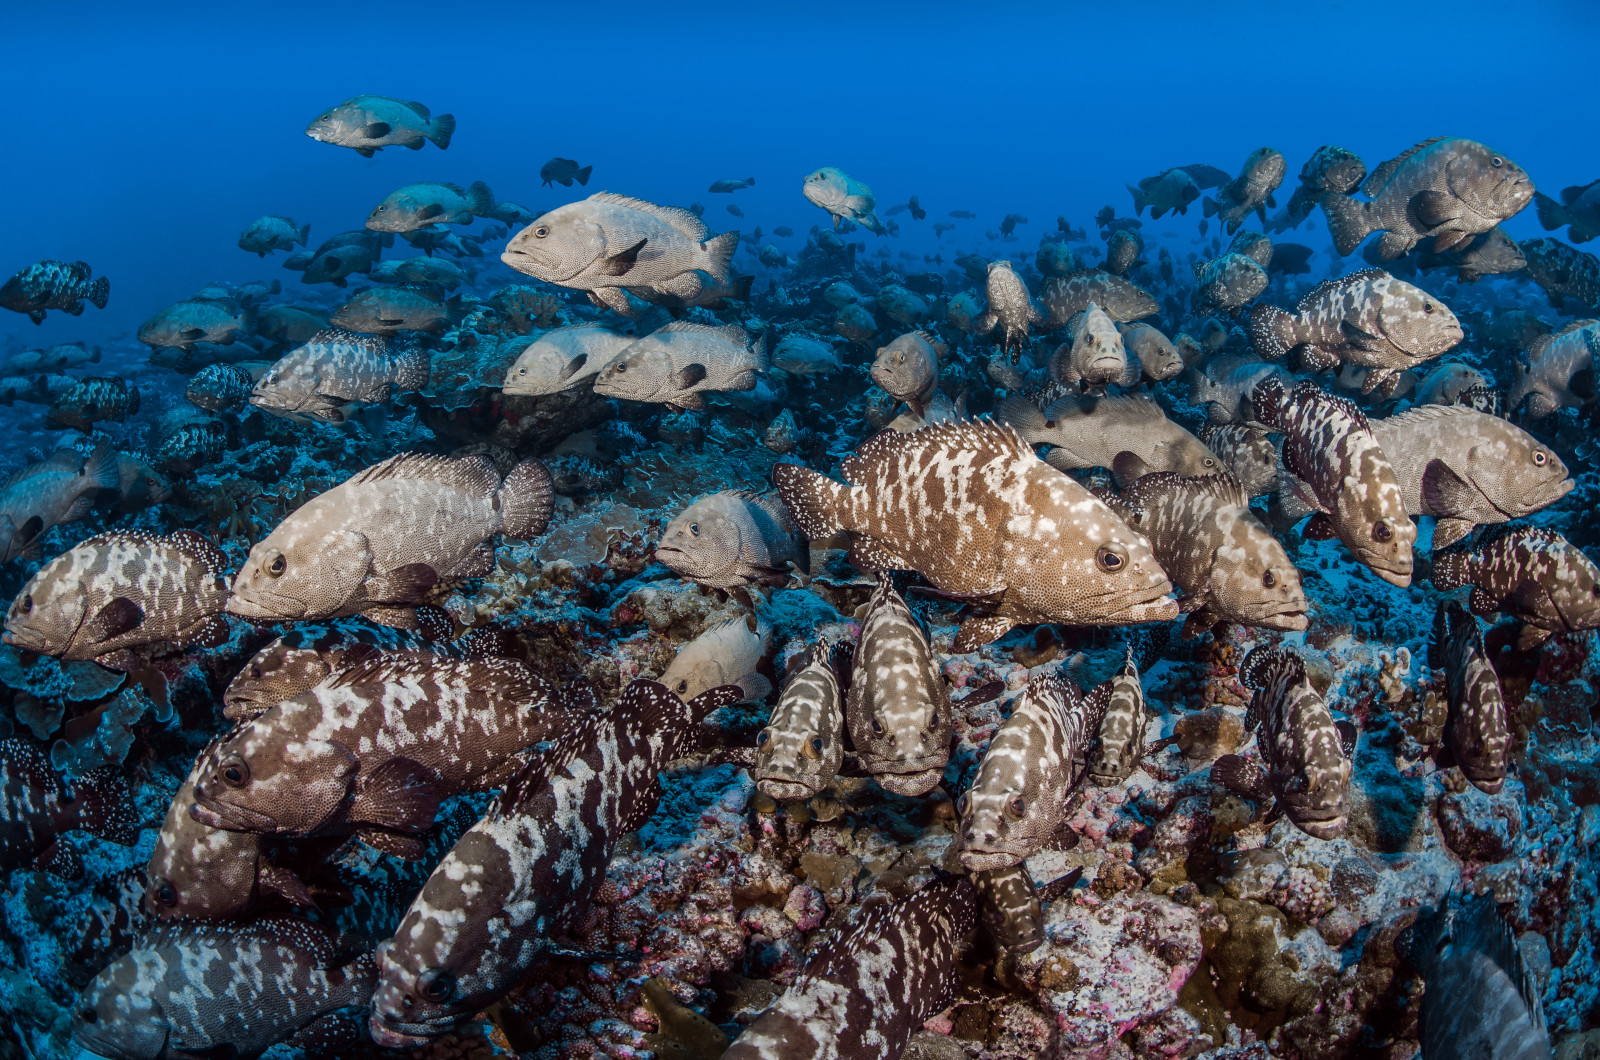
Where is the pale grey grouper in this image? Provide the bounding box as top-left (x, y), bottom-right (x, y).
top-left (774, 420), bottom-right (1178, 651)
top-left (3, 529), bottom-right (231, 671)
top-left (1051, 301), bottom-right (1140, 391)
top-left (721, 875), bottom-right (977, 1060)
top-left (592, 321), bottom-right (767, 410)
top-left (753, 639), bottom-right (847, 801)
top-left (1429, 601), bottom-right (1511, 795)
top-left (500, 324), bottom-right (636, 396)
top-left (975, 260), bottom-right (1045, 363)
top-left (999, 392), bottom-right (1220, 487)
top-left (368, 680), bottom-right (742, 1048)
top-left (1213, 646), bottom-right (1354, 840)
top-left (251, 327), bottom-right (430, 425)
top-left (659, 613), bottom-right (773, 702)
top-left (1506, 319), bottom-right (1598, 418)
top-left (305, 94), bottom-right (455, 156)
top-left (228, 452), bottom-right (552, 630)
top-left (0, 445), bottom-right (120, 562)
top-left (655, 489), bottom-right (807, 591)
top-left (1248, 268), bottom-right (1463, 397)
top-left (1250, 376), bottom-right (1415, 587)
top-left (1321, 137), bottom-right (1533, 258)
top-left (957, 671), bottom-right (1107, 871)
top-left (847, 575), bottom-right (953, 797)
top-left (191, 653), bottom-right (589, 860)
top-left (73, 916), bottom-right (376, 1060)
top-left (801, 166), bottom-right (886, 234)
top-left (870, 330), bottom-right (944, 416)
top-left (1100, 472), bottom-right (1307, 639)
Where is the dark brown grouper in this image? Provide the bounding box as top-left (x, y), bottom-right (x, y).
top-left (1250, 376), bottom-right (1415, 587)
top-left (1368, 405), bottom-right (1572, 550)
top-left (1432, 526), bottom-right (1600, 651)
top-left (0, 737), bottom-right (135, 878)
top-left (1213, 646), bottom-right (1355, 840)
top-left (973, 863), bottom-right (1045, 958)
top-left (73, 916), bottom-right (376, 1060)
top-left (847, 574), bottom-right (952, 796)
top-left (3, 530), bottom-right (231, 671)
top-left (1099, 471), bottom-right (1307, 639)
top-left (192, 653), bottom-right (590, 859)
top-left (956, 671), bottom-right (1106, 871)
top-left (721, 875), bottom-right (977, 1060)
top-left (1429, 602), bottom-right (1511, 794)
top-left (1203, 147), bottom-right (1286, 235)
top-left (228, 452), bottom-right (552, 629)
top-left (773, 420), bottom-right (1178, 651)
top-left (368, 680), bottom-right (742, 1048)
top-left (1401, 891), bottom-right (1553, 1060)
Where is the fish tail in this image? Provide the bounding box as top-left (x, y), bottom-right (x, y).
top-left (1202, 196), bottom-right (1218, 218)
top-left (296, 222), bottom-right (311, 247)
top-left (1126, 184), bottom-right (1146, 216)
top-left (68, 766), bottom-right (139, 846)
top-left (1248, 304), bottom-right (1293, 359)
top-left (497, 457), bottom-right (555, 540)
top-left (729, 274), bottom-right (754, 301)
top-left (392, 343), bottom-right (431, 391)
top-left (1319, 191), bottom-right (1370, 256)
top-left (466, 181), bottom-right (495, 217)
top-left (428, 113), bottom-right (456, 150)
top-left (1533, 191), bottom-right (1569, 232)
top-left (126, 385), bottom-right (140, 417)
top-left (87, 276), bottom-right (110, 310)
top-left (772, 462), bottom-right (852, 540)
top-left (702, 230), bottom-right (740, 284)
top-left (1248, 373), bottom-right (1288, 429)
top-left (575, 165), bottom-right (593, 186)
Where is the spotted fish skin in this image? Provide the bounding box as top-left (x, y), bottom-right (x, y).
top-left (47, 375), bottom-right (140, 431)
top-left (1217, 647), bottom-right (1352, 839)
top-left (1039, 269), bottom-right (1160, 329)
top-left (0, 738), bottom-right (136, 877)
top-left (1086, 650), bottom-right (1149, 786)
top-left (73, 916), bottom-right (376, 1060)
top-left (1251, 376), bottom-right (1414, 587)
top-left (957, 671), bottom-right (1104, 871)
top-left (1429, 602), bottom-right (1511, 794)
top-left (193, 653), bottom-right (587, 853)
top-left (3, 530), bottom-right (231, 672)
top-left (721, 875), bottom-right (977, 1060)
top-left (1405, 892), bottom-right (1553, 1060)
top-left (1506, 319), bottom-right (1600, 419)
top-left (368, 679), bottom-right (741, 1048)
top-left (773, 420), bottom-right (1178, 652)
top-left (974, 261), bottom-right (1044, 363)
top-left (0, 259), bottom-right (109, 325)
top-left (1102, 471), bottom-right (1307, 639)
top-left (847, 576), bottom-right (952, 797)
top-left (1519, 237), bottom-right (1600, 313)
top-left (1201, 424), bottom-right (1280, 496)
top-left (251, 327), bottom-right (430, 425)
top-left (755, 639), bottom-right (846, 801)
top-left (973, 864), bottom-right (1044, 957)
top-left (1247, 269), bottom-right (1463, 396)
top-left (1432, 526), bottom-right (1600, 650)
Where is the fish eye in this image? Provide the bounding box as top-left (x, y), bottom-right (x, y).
top-left (897, 352), bottom-right (905, 363)
top-left (809, 735), bottom-right (825, 754)
top-left (1422, 302), bottom-right (1433, 313)
top-left (219, 754), bottom-right (250, 788)
top-left (1008, 796), bottom-right (1026, 817)
top-left (955, 793), bottom-right (969, 815)
top-left (1044, 419), bottom-right (1057, 429)
top-left (1533, 451), bottom-right (1547, 466)
top-left (249, 664), bottom-right (262, 679)
top-left (756, 729), bottom-right (770, 747)
top-left (615, 362), bottom-right (627, 373)
top-left (1491, 156), bottom-right (1503, 167)
top-left (377, 204), bottom-right (386, 211)
top-left (154, 879), bottom-right (178, 907)
top-left (1097, 545), bottom-right (1126, 572)
top-left (676, 679), bottom-right (688, 694)
top-left (78, 1007), bottom-right (97, 1024)
top-left (1262, 570), bottom-right (1277, 588)
top-left (267, 553), bottom-right (286, 576)
top-left (689, 523), bottom-right (699, 536)
top-left (1204, 458), bottom-right (1215, 467)
top-left (534, 226), bottom-right (549, 238)
top-left (419, 970), bottom-right (455, 1003)
top-left (1372, 521), bottom-right (1393, 542)
top-left (19, 594), bottom-right (31, 614)
top-left (870, 718), bottom-right (885, 736)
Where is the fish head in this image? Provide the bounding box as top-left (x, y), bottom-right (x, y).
top-left (1209, 514), bottom-right (1309, 631)
top-left (1085, 677), bottom-right (1145, 784)
top-left (869, 337), bottom-right (932, 399)
top-left (754, 670), bottom-right (842, 801)
top-left (1279, 761), bottom-right (1351, 840)
top-left (305, 102), bottom-right (365, 146)
top-left (146, 751), bottom-right (264, 919)
top-left (1375, 281), bottom-right (1463, 357)
top-left (502, 207), bottom-right (606, 283)
top-left (802, 168), bottom-right (849, 212)
top-left (223, 643), bottom-right (335, 718)
top-left (193, 725), bottom-right (356, 835)
top-left (1031, 474), bottom-right (1178, 624)
top-left (366, 191), bottom-right (421, 233)
top-left (228, 528), bottom-right (372, 623)
top-left (1460, 432), bottom-right (1573, 517)
top-left (1159, 434), bottom-right (1223, 478)
top-left (1446, 142), bottom-right (1534, 223)
top-left (2, 558), bottom-right (87, 655)
top-left (591, 343), bottom-right (672, 402)
top-left (956, 680), bottom-right (1070, 871)
top-left (655, 496), bottom-right (748, 585)
top-left (73, 953), bottom-right (170, 1060)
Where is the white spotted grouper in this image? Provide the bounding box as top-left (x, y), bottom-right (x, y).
top-left (0, 737), bottom-right (136, 878)
top-left (1085, 647), bottom-right (1150, 786)
top-left (754, 638), bottom-right (848, 801)
top-left (1429, 601), bottom-right (1511, 794)
top-left (772, 419), bottom-right (1178, 651)
top-left (1431, 525), bottom-right (1600, 651)
top-left (847, 574), bottom-right (953, 796)
top-left (974, 260), bottom-right (1044, 363)
top-left (73, 916), bottom-right (376, 1060)
top-left (721, 875), bottom-right (977, 1060)
top-left (3, 529), bottom-right (231, 671)
top-left (1213, 646), bottom-right (1356, 840)
top-left (367, 678), bottom-right (742, 1048)
top-left (1249, 375), bottom-right (1415, 587)
top-left (192, 653), bottom-right (591, 860)
top-left (956, 670), bottom-right (1107, 871)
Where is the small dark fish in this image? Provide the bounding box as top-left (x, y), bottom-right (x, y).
top-left (1213, 646), bottom-right (1354, 839)
top-left (0, 260), bottom-right (109, 324)
top-left (1282, 145), bottom-right (1366, 226)
top-left (709, 177), bottom-right (755, 193)
top-left (1128, 168), bottom-right (1200, 219)
top-left (908, 195), bottom-right (926, 220)
top-left (727, 203), bottom-right (746, 218)
top-left (848, 575), bottom-right (952, 796)
top-left (722, 876), bottom-right (977, 1060)
top-left (0, 738), bottom-right (135, 878)
top-left (1418, 227), bottom-right (1527, 284)
top-left (950, 209), bottom-right (977, 219)
top-left (999, 212), bottom-right (1028, 237)
top-left (541, 157), bottom-right (593, 187)
top-left (773, 226), bottom-right (794, 237)
top-left (1432, 526), bottom-right (1600, 650)
top-left (1534, 178), bottom-right (1600, 243)
top-left (1104, 228), bottom-right (1144, 275)
top-left (1267, 242), bottom-right (1314, 275)
top-left (1519, 237), bottom-right (1600, 313)
top-left (973, 864), bottom-right (1045, 958)
top-left (184, 362), bottom-right (253, 412)
top-left (47, 376), bottom-right (140, 431)
top-left (1204, 148), bottom-right (1286, 235)
top-left (1429, 602), bottom-right (1510, 794)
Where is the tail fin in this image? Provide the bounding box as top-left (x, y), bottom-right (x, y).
top-left (392, 344), bottom-right (431, 390)
top-left (69, 766), bottom-right (139, 846)
top-left (466, 181), bottom-right (495, 217)
top-left (771, 462), bottom-right (852, 540)
top-left (749, 331), bottom-right (770, 374)
top-left (1320, 192), bottom-right (1370, 256)
top-left (497, 457), bottom-right (554, 539)
top-left (1249, 304), bottom-right (1293, 359)
top-left (1533, 191), bottom-right (1568, 232)
top-left (1126, 184), bottom-right (1147, 216)
top-left (428, 113), bottom-right (456, 150)
top-left (1202, 197), bottom-right (1218, 218)
top-left (576, 165), bottom-right (593, 186)
top-left (729, 274), bottom-right (754, 301)
top-left (88, 277), bottom-right (110, 310)
top-left (296, 223), bottom-right (311, 247)
top-left (702, 230), bottom-right (739, 284)
top-left (126, 385), bottom-right (140, 417)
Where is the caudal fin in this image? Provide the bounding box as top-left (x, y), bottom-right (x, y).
top-left (466, 181), bottom-right (495, 217)
top-left (392, 343), bottom-right (431, 390)
top-left (702, 230), bottom-right (739, 284)
top-left (1533, 191), bottom-right (1569, 233)
top-left (729, 274), bottom-right (754, 301)
top-left (296, 223), bottom-right (311, 247)
top-left (1126, 184), bottom-right (1147, 216)
top-left (497, 457), bottom-right (554, 539)
top-left (1202, 196), bottom-right (1218, 218)
top-left (576, 165), bottom-right (593, 186)
top-left (88, 276), bottom-right (110, 310)
top-left (70, 766), bottom-right (139, 846)
top-left (428, 113), bottom-right (456, 150)
top-left (1248, 303), bottom-right (1293, 359)
top-left (771, 462), bottom-right (852, 540)
top-left (1320, 191), bottom-right (1370, 256)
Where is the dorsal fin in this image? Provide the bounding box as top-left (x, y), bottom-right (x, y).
top-left (329, 652), bottom-right (553, 703)
top-left (1295, 269), bottom-right (1388, 313)
top-left (348, 452), bottom-right (501, 494)
top-left (1361, 138), bottom-right (1447, 195)
top-left (586, 192), bottom-right (711, 242)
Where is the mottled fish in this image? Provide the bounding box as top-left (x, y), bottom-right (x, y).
top-left (593, 321), bottom-right (768, 410)
top-left (999, 391), bottom-right (1220, 485)
top-left (0, 260), bottom-right (109, 325)
top-left (0, 737), bottom-right (135, 878)
top-left (1432, 526), bottom-right (1600, 650)
top-left (1428, 601), bottom-right (1510, 794)
top-left (656, 490), bottom-right (807, 591)
top-left (847, 575), bottom-right (952, 796)
top-left (754, 639), bottom-right (847, 801)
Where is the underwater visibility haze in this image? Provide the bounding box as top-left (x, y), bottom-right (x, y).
top-left (1, 2), bottom-right (1598, 1058)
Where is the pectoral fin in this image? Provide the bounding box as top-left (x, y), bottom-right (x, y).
top-left (599, 238), bottom-right (648, 277)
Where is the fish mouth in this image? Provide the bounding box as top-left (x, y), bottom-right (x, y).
top-left (756, 776), bottom-right (820, 801)
top-left (1365, 561), bottom-right (1412, 588)
top-left (958, 847), bottom-right (1027, 873)
top-left (190, 790), bottom-right (277, 832)
top-left (865, 763), bottom-right (944, 797)
top-left (1289, 811), bottom-right (1348, 840)
top-left (1511, 476), bottom-right (1575, 514)
top-left (368, 1014), bottom-right (442, 1050)
top-left (1252, 607), bottom-right (1310, 632)
top-left (225, 588), bottom-right (308, 622)
top-left (0, 627), bottom-right (48, 652)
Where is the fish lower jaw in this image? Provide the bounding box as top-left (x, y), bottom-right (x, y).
top-left (1253, 609), bottom-right (1310, 632)
top-left (756, 777), bottom-right (820, 802)
top-left (1366, 564), bottom-right (1413, 588)
top-left (1290, 812), bottom-right (1348, 840)
top-left (0, 630), bottom-right (46, 652)
top-left (958, 849), bottom-right (1026, 873)
top-left (190, 792), bottom-right (277, 832)
top-left (368, 1015), bottom-right (439, 1049)
top-left (868, 766), bottom-right (944, 797)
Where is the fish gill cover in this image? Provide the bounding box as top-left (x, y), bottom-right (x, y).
top-left (0, 2), bottom-right (1596, 1058)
